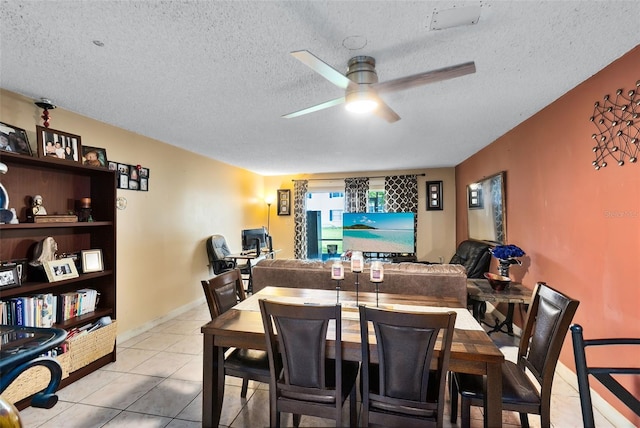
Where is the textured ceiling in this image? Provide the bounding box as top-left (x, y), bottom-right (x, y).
top-left (1, 1), bottom-right (639, 176)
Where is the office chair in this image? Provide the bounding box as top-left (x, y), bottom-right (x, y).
top-left (206, 234), bottom-right (253, 289)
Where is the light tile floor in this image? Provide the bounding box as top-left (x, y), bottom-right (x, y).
top-left (19, 302), bottom-right (617, 427)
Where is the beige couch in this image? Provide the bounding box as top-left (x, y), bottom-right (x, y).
top-left (251, 259), bottom-right (468, 306)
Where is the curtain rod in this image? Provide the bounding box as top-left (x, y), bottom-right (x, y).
top-left (292, 173), bottom-right (425, 182)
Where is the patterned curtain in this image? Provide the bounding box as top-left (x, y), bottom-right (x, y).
top-left (293, 180), bottom-right (308, 259)
top-left (344, 177), bottom-right (369, 213)
top-left (385, 175), bottom-right (418, 252)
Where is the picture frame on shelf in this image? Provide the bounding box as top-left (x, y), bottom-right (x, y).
top-left (81, 249), bottom-right (104, 273)
top-left (36, 126), bottom-right (81, 162)
top-left (426, 180), bottom-right (443, 211)
top-left (1, 258), bottom-right (30, 283)
top-left (0, 265), bottom-right (21, 289)
top-left (0, 121), bottom-right (32, 156)
top-left (277, 189), bottom-right (291, 216)
top-left (81, 145), bottom-right (108, 168)
top-left (43, 258), bottom-right (79, 282)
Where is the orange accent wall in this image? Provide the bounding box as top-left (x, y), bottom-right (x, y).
top-left (456, 45), bottom-right (640, 423)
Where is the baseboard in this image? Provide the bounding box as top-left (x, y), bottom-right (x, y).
top-left (116, 296), bottom-right (207, 344)
top-left (488, 303), bottom-right (634, 427)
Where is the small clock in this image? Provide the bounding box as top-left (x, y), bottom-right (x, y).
top-left (116, 196), bottom-right (127, 210)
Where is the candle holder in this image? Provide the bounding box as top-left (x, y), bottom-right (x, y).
top-left (354, 272), bottom-right (360, 305)
top-left (370, 280), bottom-right (383, 307)
top-left (333, 279), bottom-right (342, 304)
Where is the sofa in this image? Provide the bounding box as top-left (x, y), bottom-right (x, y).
top-left (251, 259), bottom-right (468, 306)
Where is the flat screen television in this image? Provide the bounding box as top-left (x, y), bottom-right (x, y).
top-left (241, 227), bottom-right (268, 251)
top-left (342, 212), bottom-right (415, 254)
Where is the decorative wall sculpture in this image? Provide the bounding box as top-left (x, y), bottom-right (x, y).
top-left (590, 80), bottom-right (640, 170)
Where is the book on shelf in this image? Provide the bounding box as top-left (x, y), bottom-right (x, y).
top-left (1, 288), bottom-right (99, 326)
top-left (0, 293), bottom-right (58, 327)
top-left (59, 289), bottom-right (99, 321)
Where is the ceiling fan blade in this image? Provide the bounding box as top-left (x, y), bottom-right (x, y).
top-left (374, 61), bottom-right (476, 94)
top-left (281, 96), bottom-right (345, 119)
top-left (291, 50), bottom-right (352, 89)
top-left (373, 98), bottom-right (401, 123)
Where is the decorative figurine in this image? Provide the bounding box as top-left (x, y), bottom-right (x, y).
top-left (31, 194), bottom-right (47, 216)
top-left (30, 236), bottom-right (58, 266)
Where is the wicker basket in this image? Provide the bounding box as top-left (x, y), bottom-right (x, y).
top-left (67, 321), bottom-right (117, 372)
top-left (1, 352), bottom-right (71, 404)
top-left (1, 321), bottom-right (117, 405)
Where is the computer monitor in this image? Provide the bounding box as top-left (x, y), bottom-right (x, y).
top-left (241, 227), bottom-right (269, 252)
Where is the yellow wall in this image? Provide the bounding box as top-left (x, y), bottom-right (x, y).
top-left (1, 89), bottom-right (264, 335)
top-left (264, 168), bottom-right (457, 262)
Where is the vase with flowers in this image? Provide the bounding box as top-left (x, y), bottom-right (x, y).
top-left (490, 244), bottom-right (525, 278)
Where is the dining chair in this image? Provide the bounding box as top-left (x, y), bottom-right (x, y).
top-left (359, 305), bottom-right (456, 428)
top-left (570, 324), bottom-right (640, 428)
top-left (450, 282), bottom-right (579, 427)
top-left (258, 299), bottom-right (359, 428)
top-left (200, 269), bottom-right (270, 398)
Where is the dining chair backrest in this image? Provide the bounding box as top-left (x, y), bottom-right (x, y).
top-left (201, 268), bottom-right (246, 318)
top-left (518, 282), bottom-right (580, 396)
top-left (359, 305), bottom-right (457, 427)
top-left (259, 299), bottom-right (358, 427)
top-left (260, 299), bottom-right (338, 395)
top-left (570, 324), bottom-right (640, 428)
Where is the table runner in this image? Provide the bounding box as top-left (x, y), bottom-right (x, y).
top-left (234, 294), bottom-right (483, 331)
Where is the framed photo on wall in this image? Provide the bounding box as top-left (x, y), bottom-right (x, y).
top-left (468, 186), bottom-right (484, 209)
top-left (36, 126), bottom-right (81, 162)
top-left (426, 180), bottom-right (443, 211)
top-left (277, 189), bottom-right (291, 216)
top-left (0, 121), bottom-right (32, 156)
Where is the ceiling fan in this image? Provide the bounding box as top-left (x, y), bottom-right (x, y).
top-left (282, 50), bottom-right (476, 123)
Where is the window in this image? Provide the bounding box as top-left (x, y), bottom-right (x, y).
top-left (368, 190), bottom-right (385, 213)
top-left (306, 191), bottom-right (345, 260)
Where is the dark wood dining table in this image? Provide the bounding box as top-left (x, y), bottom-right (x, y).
top-left (201, 286), bottom-right (505, 427)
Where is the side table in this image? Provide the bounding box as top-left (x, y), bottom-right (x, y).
top-left (466, 279), bottom-right (533, 335)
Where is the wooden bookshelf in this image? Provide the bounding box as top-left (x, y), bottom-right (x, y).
top-left (0, 151), bottom-right (117, 408)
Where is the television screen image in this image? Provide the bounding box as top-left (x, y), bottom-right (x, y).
top-left (241, 227), bottom-right (268, 251)
top-left (342, 212), bottom-right (415, 254)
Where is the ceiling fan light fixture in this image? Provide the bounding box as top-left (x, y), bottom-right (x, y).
top-left (345, 91), bottom-right (378, 114)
